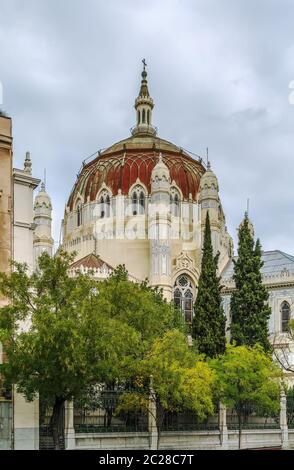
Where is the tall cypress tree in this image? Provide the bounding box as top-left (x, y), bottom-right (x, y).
top-left (230, 213), bottom-right (271, 352)
top-left (192, 211), bottom-right (226, 357)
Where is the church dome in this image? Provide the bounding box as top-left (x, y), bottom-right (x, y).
top-left (66, 63), bottom-right (206, 211)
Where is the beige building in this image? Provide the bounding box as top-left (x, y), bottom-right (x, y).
top-left (0, 112), bottom-right (40, 449)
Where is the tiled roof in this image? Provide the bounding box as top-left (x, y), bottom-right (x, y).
top-left (221, 250), bottom-right (294, 279)
top-left (67, 135), bottom-right (205, 210)
top-left (70, 253), bottom-right (113, 271)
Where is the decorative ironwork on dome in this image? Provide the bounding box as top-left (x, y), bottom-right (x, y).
top-left (67, 146), bottom-right (205, 210)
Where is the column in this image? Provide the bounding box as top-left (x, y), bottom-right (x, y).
top-left (64, 401), bottom-right (75, 450)
top-left (219, 402), bottom-right (228, 449)
top-left (148, 376), bottom-right (158, 450)
top-left (280, 390), bottom-right (289, 449)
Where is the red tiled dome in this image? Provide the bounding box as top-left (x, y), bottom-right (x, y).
top-left (67, 135), bottom-right (205, 210)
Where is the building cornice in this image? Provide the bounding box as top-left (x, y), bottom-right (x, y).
top-left (13, 169), bottom-right (40, 189)
top-left (222, 273), bottom-right (294, 294)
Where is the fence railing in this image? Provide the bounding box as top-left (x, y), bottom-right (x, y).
top-left (226, 405), bottom-right (280, 430)
top-left (161, 410), bottom-right (219, 432)
top-left (74, 389), bottom-right (148, 434)
top-left (287, 396), bottom-right (294, 429)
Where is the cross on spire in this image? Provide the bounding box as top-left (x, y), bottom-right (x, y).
top-left (142, 58), bottom-right (147, 71)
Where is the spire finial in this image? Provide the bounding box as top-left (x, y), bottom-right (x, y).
top-left (206, 147), bottom-right (211, 170)
top-left (40, 169), bottom-right (46, 191)
top-left (24, 151), bottom-right (32, 175)
top-left (142, 58), bottom-right (147, 72)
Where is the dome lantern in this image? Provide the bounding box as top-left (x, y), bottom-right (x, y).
top-left (131, 59), bottom-right (157, 137)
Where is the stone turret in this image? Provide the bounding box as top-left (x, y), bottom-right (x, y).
top-left (199, 162), bottom-right (222, 254)
top-left (199, 162), bottom-right (233, 268)
top-left (33, 181), bottom-right (54, 268)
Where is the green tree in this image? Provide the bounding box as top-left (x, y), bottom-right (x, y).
top-left (211, 344), bottom-right (281, 449)
top-left (90, 265), bottom-right (185, 356)
top-left (230, 213), bottom-right (271, 351)
top-left (192, 211), bottom-right (226, 357)
top-left (0, 254), bottom-right (184, 449)
top-left (0, 252), bottom-right (141, 449)
top-left (117, 330), bottom-right (215, 449)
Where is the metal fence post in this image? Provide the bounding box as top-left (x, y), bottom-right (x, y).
top-left (148, 376), bottom-right (158, 450)
top-left (64, 401), bottom-right (75, 450)
top-left (219, 402), bottom-right (228, 449)
top-left (280, 390), bottom-right (289, 449)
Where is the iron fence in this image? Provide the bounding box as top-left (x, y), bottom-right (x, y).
top-left (226, 403), bottom-right (280, 430)
top-left (161, 410), bottom-right (219, 432)
top-left (287, 396), bottom-right (294, 429)
top-left (74, 389), bottom-right (148, 434)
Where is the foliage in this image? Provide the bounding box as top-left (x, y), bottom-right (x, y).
top-left (211, 344), bottom-right (281, 448)
top-left (117, 330), bottom-right (215, 448)
top-left (230, 213), bottom-right (271, 352)
top-left (192, 211), bottom-right (226, 357)
top-left (0, 253), bottom-right (184, 448)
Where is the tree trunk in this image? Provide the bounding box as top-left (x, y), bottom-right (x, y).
top-left (238, 411), bottom-right (242, 450)
top-left (50, 397), bottom-right (65, 450)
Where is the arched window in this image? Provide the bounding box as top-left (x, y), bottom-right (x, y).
top-left (170, 187), bottom-right (180, 217)
top-left (281, 301), bottom-right (291, 332)
top-left (105, 194), bottom-right (110, 217)
top-left (76, 201), bottom-right (82, 227)
top-left (132, 192), bottom-right (138, 215)
top-left (173, 275), bottom-right (194, 324)
top-left (137, 110), bottom-right (140, 125)
top-left (147, 109), bottom-right (150, 125)
top-left (98, 190), bottom-right (111, 218)
top-left (131, 185), bottom-right (146, 216)
top-left (142, 109), bottom-right (146, 124)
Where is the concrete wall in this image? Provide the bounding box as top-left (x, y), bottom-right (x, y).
top-left (13, 391), bottom-right (39, 450)
top-left (73, 429), bottom-right (287, 450)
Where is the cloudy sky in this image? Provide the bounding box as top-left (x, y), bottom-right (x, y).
top-left (1, 0), bottom-right (294, 254)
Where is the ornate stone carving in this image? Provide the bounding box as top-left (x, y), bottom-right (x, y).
top-left (173, 252), bottom-right (199, 282)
